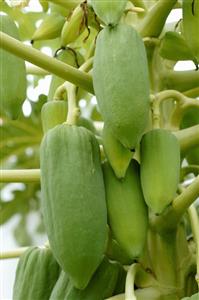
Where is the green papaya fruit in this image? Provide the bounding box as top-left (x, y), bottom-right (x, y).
top-left (31, 13), bottom-right (65, 42)
top-left (103, 160), bottom-right (148, 259)
top-left (113, 265), bottom-right (127, 295)
top-left (102, 123), bottom-right (132, 179)
top-left (0, 14), bottom-right (26, 119)
top-left (40, 124), bottom-right (107, 289)
top-left (90, 0), bottom-right (128, 26)
top-left (140, 129), bottom-right (180, 214)
top-left (13, 246), bottom-right (60, 300)
top-left (93, 24), bottom-right (150, 150)
top-left (48, 49), bottom-right (84, 101)
top-left (180, 107), bottom-right (199, 165)
top-left (183, 0), bottom-right (199, 64)
top-left (159, 31), bottom-right (197, 63)
top-left (50, 271), bottom-right (69, 300)
top-left (66, 256), bottom-right (121, 300)
top-left (41, 100), bottom-right (67, 133)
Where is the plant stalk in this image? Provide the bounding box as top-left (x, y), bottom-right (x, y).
top-left (0, 32), bottom-right (94, 94)
top-left (0, 169), bottom-right (40, 183)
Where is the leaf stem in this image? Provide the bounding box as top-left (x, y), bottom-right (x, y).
top-left (0, 247), bottom-right (29, 259)
top-left (0, 169), bottom-right (40, 183)
top-left (188, 204), bottom-right (199, 288)
top-left (0, 32), bottom-right (94, 94)
top-left (174, 124), bottom-right (199, 154)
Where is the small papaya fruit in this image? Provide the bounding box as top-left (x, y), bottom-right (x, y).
top-left (102, 123), bottom-right (132, 179)
top-left (66, 256), bottom-right (121, 300)
top-left (41, 100), bottom-right (67, 133)
top-left (93, 24), bottom-right (150, 150)
top-left (90, 0), bottom-right (128, 26)
top-left (31, 13), bottom-right (65, 42)
top-left (13, 246), bottom-right (60, 300)
top-left (103, 160), bottom-right (148, 259)
top-left (159, 31), bottom-right (197, 63)
top-left (0, 14), bottom-right (27, 119)
top-left (140, 129), bottom-right (180, 214)
top-left (40, 124), bottom-right (107, 289)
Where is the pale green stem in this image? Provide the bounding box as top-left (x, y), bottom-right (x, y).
top-left (174, 124), bottom-right (199, 154)
top-left (0, 169), bottom-right (40, 183)
top-left (151, 95), bottom-right (161, 129)
top-left (125, 264), bottom-right (138, 300)
top-left (164, 70), bottom-right (199, 92)
top-left (188, 205), bottom-right (199, 288)
top-left (0, 32), bottom-right (93, 94)
top-left (128, 0), bottom-right (147, 12)
top-left (138, 0), bottom-right (177, 37)
top-left (183, 87), bottom-right (199, 98)
top-left (26, 65), bottom-right (49, 76)
top-left (0, 247), bottom-right (29, 259)
top-left (66, 82), bottom-right (80, 125)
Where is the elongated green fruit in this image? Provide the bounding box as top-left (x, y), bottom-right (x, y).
top-left (48, 49), bottom-right (84, 101)
top-left (140, 129), bottom-right (180, 214)
top-left (13, 246), bottom-right (60, 300)
top-left (40, 124), bottom-right (107, 289)
top-left (31, 13), bottom-right (65, 42)
top-left (50, 271), bottom-right (69, 300)
top-left (61, 4), bottom-right (85, 47)
top-left (66, 257), bottom-right (121, 300)
top-left (77, 117), bottom-right (96, 133)
top-left (90, 0), bottom-right (128, 26)
top-left (159, 31), bottom-right (197, 63)
top-left (103, 160), bottom-right (148, 259)
top-left (102, 123), bottom-right (132, 179)
top-left (180, 107), bottom-right (199, 165)
top-left (0, 14), bottom-right (26, 119)
top-left (41, 100), bottom-right (67, 133)
top-left (93, 24), bottom-right (150, 150)
top-left (183, 0), bottom-right (199, 64)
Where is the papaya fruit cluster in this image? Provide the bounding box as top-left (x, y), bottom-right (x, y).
top-left (7, 0), bottom-right (198, 299)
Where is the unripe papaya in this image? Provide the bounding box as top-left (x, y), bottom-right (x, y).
top-left (60, 4), bottom-right (85, 47)
top-left (50, 271), bottom-right (69, 300)
top-left (140, 129), bottom-right (180, 214)
top-left (13, 246), bottom-right (60, 300)
top-left (103, 160), bottom-right (148, 259)
top-left (0, 14), bottom-right (27, 119)
top-left (180, 107), bottom-right (199, 165)
top-left (90, 0), bottom-right (128, 26)
top-left (41, 100), bottom-right (67, 133)
top-left (93, 24), bottom-right (150, 150)
top-left (66, 256), bottom-right (121, 300)
top-left (31, 13), bottom-right (65, 42)
top-left (183, 0), bottom-right (199, 64)
top-left (102, 123), bottom-right (132, 179)
top-left (40, 124), bottom-right (107, 289)
top-left (106, 236), bottom-right (133, 265)
top-left (159, 31), bottom-right (197, 63)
